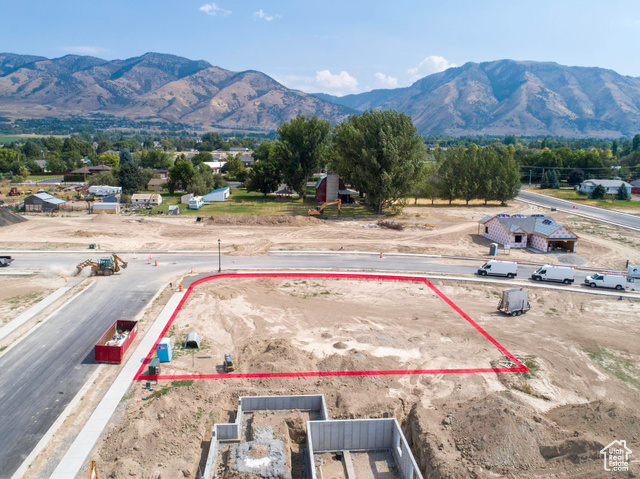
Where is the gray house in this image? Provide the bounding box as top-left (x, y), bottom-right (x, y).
top-left (579, 179), bottom-right (632, 195)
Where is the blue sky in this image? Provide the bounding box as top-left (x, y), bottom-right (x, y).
top-left (1, 0), bottom-right (639, 95)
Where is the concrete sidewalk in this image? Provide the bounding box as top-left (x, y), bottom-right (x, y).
top-left (49, 289), bottom-right (185, 479)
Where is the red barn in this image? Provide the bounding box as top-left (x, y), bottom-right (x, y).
top-left (315, 173), bottom-right (345, 203)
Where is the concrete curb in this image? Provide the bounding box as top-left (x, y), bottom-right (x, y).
top-left (0, 250), bottom-right (231, 255)
top-left (50, 289), bottom-right (186, 479)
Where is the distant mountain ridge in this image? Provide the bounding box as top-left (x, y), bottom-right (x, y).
top-left (0, 52), bottom-right (352, 131)
top-left (315, 60), bottom-right (640, 137)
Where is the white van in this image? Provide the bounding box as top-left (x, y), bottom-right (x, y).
top-left (477, 260), bottom-right (517, 278)
top-left (628, 265), bottom-right (640, 279)
top-left (531, 264), bottom-right (575, 284)
top-left (584, 273), bottom-right (635, 291)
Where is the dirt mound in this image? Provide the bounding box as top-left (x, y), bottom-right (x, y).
top-left (240, 339), bottom-right (316, 374)
top-left (204, 214), bottom-right (318, 227)
top-left (90, 213), bottom-right (124, 224)
top-left (0, 209), bottom-right (27, 227)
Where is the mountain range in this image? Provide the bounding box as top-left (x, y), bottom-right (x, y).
top-left (0, 52), bottom-right (352, 131)
top-left (1, 53), bottom-right (640, 137)
top-left (315, 60), bottom-right (640, 137)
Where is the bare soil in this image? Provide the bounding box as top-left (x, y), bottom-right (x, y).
top-left (0, 274), bottom-right (66, 327)
top-left (85, 277), bottom-right (640, 478)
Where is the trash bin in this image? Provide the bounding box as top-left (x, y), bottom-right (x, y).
top-left (489, 243), bottom-right (499, 256)
top-left (156, 338), bottom-right (172, 362)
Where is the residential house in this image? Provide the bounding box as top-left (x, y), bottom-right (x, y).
top-left (131, 193), bottom-right (162, 206)
top-left (71, 165), bottom-right (113, 176)
top-left (478, 214), bottom-right (578, 252)
top-left (203, 161), bottom-right (226, 175)
top-left (579, 179), bottom-right (632, 195)
top-left (147, 178), bottom-right (166, 191)
top-left (630, 179), bottom-right (640, 195)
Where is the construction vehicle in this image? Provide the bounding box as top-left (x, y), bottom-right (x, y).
top-left (224, 353), bottom-right (234, 372)
top-left (308, 199), bottom-right (341, 218)
top-left (8, 187), bottom-right (21, 196)
top-left (76, 254), bottom-right (128, 276)
top-left (497, 288), bottom-right (531, 316)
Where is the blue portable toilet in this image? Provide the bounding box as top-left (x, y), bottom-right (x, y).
top-left (489, 243), bottom-right (499, 256)
top-left (156, 337), bottom-right (173, 362)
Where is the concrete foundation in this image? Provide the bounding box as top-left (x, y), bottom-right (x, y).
top-left (203, 394), bottom-right (422, 479)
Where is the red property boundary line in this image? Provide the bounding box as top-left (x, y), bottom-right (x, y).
top-left (134, 272), bottom-right (528, 381)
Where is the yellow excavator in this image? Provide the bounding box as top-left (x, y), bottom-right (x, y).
top-left (76, 254), bottom-right (128, 276)
top-left (308, 199), bottom-right (341, 219)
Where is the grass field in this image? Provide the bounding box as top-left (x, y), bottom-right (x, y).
top-left (531, 187), bottom-right (640, 209)
top-left (26, 175), bottom-right (63, 181)
top-left (144, 188), bottom-right (374, 218)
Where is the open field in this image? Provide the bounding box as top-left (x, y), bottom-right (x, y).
top-left (531, 187), bottom-right (640, 210)
top-left (83, 276), bottom-right (640, 478)
top-left (0, 274), bottom-right (66, 327)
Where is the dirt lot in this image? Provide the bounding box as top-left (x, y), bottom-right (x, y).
top-left (85, 277), bottom-right (640, 478)
top-left (0, 274), bottom-right (67, 327)
top-left (1, 201), bottom-right (639, 270)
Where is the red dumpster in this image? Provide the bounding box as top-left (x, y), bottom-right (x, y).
top-left (94, 320), bottom-right (138, 364)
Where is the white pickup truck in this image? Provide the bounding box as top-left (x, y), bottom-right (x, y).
top-left (531, 264), bottom-right (575, 284)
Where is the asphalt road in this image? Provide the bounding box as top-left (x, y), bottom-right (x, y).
top-left (0, 252), bottom-right (624, 477)
top-left (518, 190), bottom-right (640, 230)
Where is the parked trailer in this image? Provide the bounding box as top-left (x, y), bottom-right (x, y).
top-left (531, 264), bottom-right (574, 284)
top-left (498, 288), bottom-right (531, 316)
top-left (94, 320), bottom-right (138, 363)
top-left (477, 259), bottom-right (518, 278)
top-left (0, 255), bottom-right (13, 267)
top-left (584, 273), bottom-right (635, 291)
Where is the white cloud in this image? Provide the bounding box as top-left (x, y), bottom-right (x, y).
top-left (374, 72), bottom-right (398, 88)
top-left (272, 70), bottom-right (359, 96)
top-left (315, 70), bottom-right (358, 92)
top-left (63, 46), bottom-right (109, 55)
top-left (199, 3), bottom-right (231, 16)
top-left (407, 55), bottom-right (456, 82)
top-left (254, 9), bottom-right (281, 21)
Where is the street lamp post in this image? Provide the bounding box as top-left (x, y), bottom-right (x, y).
top-left (218, 239), bottom-right (221, 272)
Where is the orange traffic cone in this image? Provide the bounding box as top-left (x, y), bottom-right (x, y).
top-left (380, 252), bottom-right (384, 259)
top-left (179, 284), bottom-right (184, 292)
top-left (154, 260), bottom-right (158, 267)
top-left (190, 268), bottom-right (194, 274)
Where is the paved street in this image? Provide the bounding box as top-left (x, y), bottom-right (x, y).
top-left (0, 251), bottom-right (624, 477)
top-left (518, 190), bottom-right (640, 230)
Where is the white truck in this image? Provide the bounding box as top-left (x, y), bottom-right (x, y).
top-left (477, 260), bottom-right (517, 278)
top-left (531, 264), bottom-right (575, 284)
top-left (628, 264), bottom-right (640, 279)
top-left (584, 273), bottom-right (635, 291)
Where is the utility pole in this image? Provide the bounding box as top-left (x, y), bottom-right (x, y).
top-left (218, 239), bottom-right (221, 273)
top-left (529, 170), bottom-right (532, 186)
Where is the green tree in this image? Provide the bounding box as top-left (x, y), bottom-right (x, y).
top-left (118, 161), bottom-right (144, 194)
top-left (591, 183), bottom-right (606, 199)
top-left (98, 152), bottom-right (120, 168)
top-left (141, 149), bottom-right (172, 169)
top-left (191, 151), bottom-right (213, 166)
top-left (247, 158), bottom-right (281, 196)
top-left (167, 156), bottom-right (196, 194)
top-left (632, 134), bottom-right (640, 152)
top-left (438, 147), bottom-right (462, 204)
top-left (225, 154), bottom-right (248, 181)
top-left (492, 146), bottom-right (521, 205)
top-left (89, 170), bottom-right (118, 186)
top-left (541, 169), bottom-right (559, 188)
top-left (617, 183), bottom-right (631, 200)
top-left (568, 169), bottom-right (585, 186)
top-left (22, 141), bottom-right (42, 158)
top-left (119, 148), bottom-right (134, 164)
top-left (332, 110), bottom-right (424, 213)
top-left (275, 115), bottom-right (331, 198)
